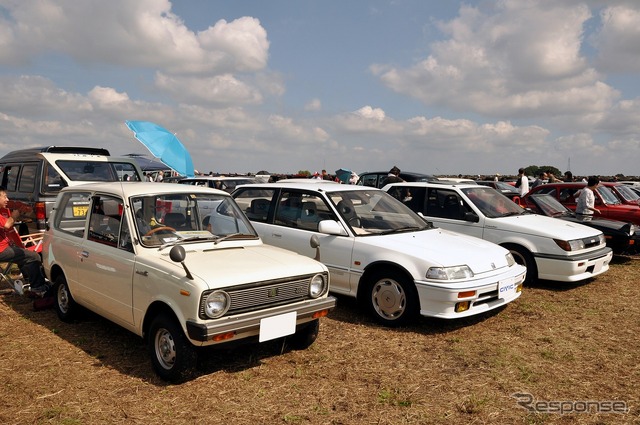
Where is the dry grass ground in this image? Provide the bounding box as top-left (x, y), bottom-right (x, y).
top-left (1, 256), bottom-right (639, 425)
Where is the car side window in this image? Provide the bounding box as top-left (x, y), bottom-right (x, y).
top-left (43, 162), bottom-right (67, 193)
top-left (2, 165), bottom-right (20, 192)
top-left (275, 190), bottom-right (334, 231)
top-left (88, 195), bottom-right (124, 248)
top-left (17, 164), bottom-right (37, 193)
top-left (426, 189), bottom-right (468, 220)
top-left (234, 188), bottom-right (276, 223)
top-left (54, 191), bottom-right (91, 237)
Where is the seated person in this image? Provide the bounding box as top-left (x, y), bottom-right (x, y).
top-left (0, 188), bottom-right (48, 296)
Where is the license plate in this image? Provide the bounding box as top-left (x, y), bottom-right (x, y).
top-left (72, 206), bottom-right (88, 217)
top-left (259, 312), bottom-right (297, 342)
top-left (498, 277), bottom-right (517, 298)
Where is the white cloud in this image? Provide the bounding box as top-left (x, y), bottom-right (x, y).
top-left (371, 1), bottom-right (618, 121)
top-left (304, 98), bottom-right (322, 111)
top-left (0, 0), bottom-right (269, 75)
top-left (593, 5), bottom-right (640, 72)
top-left (155, 73), bottom-right (263, 105)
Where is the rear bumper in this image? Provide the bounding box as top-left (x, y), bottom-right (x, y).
top-left (186, 296), bottom-right (336, 344)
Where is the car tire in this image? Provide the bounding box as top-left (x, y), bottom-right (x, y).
top-left (505, 244), bottom-right (537, 285)
top-left (365, 271), bottom-right (418, 327)
top-left (54, 274), bottom-right (77, 322)
top-left (148, 314), bottom-right (198, 383)
top-left (285, 319), bottom-right (319, 350)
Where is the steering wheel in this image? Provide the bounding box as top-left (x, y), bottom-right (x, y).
top-left (144, 226), bottom-right (176, 236)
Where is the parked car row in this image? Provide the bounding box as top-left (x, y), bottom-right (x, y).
top-left (0, 148), bottom-right (621, 382)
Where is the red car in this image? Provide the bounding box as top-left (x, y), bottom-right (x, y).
top-left (601, 182), bottom-right (640, 206)
top-left (523, 182), bottom-right (640, 225)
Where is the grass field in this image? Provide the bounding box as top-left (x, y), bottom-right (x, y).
top-left (0, 256), bottom-right (638, 424)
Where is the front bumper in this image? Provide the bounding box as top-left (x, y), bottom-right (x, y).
top-left (186, 296), bottom-right (336, 344)
top-left (414, 265), bottom-right (526, 319)
top-left (534, 246), bottom-right (613, 282)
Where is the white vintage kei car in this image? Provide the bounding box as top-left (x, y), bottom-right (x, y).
top-left (42, 182), bottom-right (335, 382)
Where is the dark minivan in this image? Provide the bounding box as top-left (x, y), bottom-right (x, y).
top-left (0, 146), bottom-right (143, 233)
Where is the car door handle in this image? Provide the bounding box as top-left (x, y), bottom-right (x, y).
top-left (272, 233), bottom-right (282, 238)
top-left (135, 270), bottom-right (149, 277)
top-left (80, 251), bottom-right (89, 258)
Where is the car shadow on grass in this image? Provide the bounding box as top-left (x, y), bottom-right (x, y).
top-left (0, 288), bottom-right (319, 385)
top-left (325, 293), bottom-right (510, 336)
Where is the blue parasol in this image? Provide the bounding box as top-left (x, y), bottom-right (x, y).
top-left (125, 121), bottom-right (195, 178)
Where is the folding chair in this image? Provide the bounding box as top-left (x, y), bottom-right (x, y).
top-left (0, 225), bottom-right (44, 294)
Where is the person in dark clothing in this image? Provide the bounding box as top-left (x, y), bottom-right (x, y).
top-left (381, 166), bottom-right (404, 187)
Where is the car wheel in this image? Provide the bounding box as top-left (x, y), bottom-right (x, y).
top-left (54, 274), bottom-right (77, 322)
top-left (285, 319), bottom-right (319, 350)
top-left (366, 271), bottom-right (418, 327)
top-left (506, 244), bottom-right (537, 285)
top-left (148, 315), bottom-right (198, 383)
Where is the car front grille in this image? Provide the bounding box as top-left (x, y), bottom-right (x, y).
top-left (198, 274), bottom-right (322, 319)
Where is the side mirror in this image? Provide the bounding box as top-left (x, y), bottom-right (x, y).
top-left (170, 245), bottom-right (194, 280)
top-left (464, 212), bottom-right (480, 223)
top-left (310, 234), bottom-right (320, 249)
top-left (318, 220), bottom-right (348, 236)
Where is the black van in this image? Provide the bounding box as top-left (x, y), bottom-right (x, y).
top-left (0, 146), bottom-right (143, 233)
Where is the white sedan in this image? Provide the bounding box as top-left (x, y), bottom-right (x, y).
top-left (383, 182), bottom-right (613, 284)
top-left (232, 181), bottom-right (526, 326)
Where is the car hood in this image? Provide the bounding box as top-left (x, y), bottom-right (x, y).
top-left (488, 214), bottom-right (602, 239)
top-left (157, 244), bottom-right (326, 289)
top-left (362, 227), bottom-right (511, 272)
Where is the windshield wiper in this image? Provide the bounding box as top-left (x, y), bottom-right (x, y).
top-left (497, 211), bottom-right (522, 218)
top-left (158, 235), bottom-right (215, 251)
top-left (213, 233), bottom-right (258, 244)
top-left (378, 225), bottom-right (425, 235)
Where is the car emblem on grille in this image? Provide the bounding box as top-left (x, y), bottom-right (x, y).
top-left (268, 288), bottom-right (279, 298)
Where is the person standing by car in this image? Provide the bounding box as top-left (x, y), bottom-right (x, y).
top-left (381, 166), bottom-right (404, 187)
top-left (0, 187), bottom-right (48, 296)
top-left (530, 171), bottom-right (547, 190)
top-left (515, 168), bottom-right (529, 196)
top-left (576, 176), bottom-right (601, 219)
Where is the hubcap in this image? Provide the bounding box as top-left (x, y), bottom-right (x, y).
top-left (371, 279), bottom-right (406, 320)
top-left (57, 284), bottom-right (69, 314)
top-left (155, 328), bottom-right (176, 370)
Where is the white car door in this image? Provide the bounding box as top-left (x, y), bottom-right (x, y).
top-left (253, 189), bottom-right (358, 296)
top-left (76, 195), bottom-right (136, 327)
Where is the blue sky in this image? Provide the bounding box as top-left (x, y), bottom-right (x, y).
top-left (1, 0), bottom-right (639, 177)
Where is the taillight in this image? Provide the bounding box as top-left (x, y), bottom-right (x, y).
top-left (35, 202), bottom-right (47, 230)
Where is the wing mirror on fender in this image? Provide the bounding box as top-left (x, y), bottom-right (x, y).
top-left (170, 245), bottom-right (194, 280)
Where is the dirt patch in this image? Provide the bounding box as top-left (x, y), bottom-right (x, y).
top-left (1, 257), bottom-right (639, 424)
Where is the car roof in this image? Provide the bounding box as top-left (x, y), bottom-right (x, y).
top-left (383, 181), bottom-right (478, 189)
top-left (0, 146), bottom-right (111, 162)
top-left (59, 181), bottom-right (228, 197)
top-left (236, 181), bottom-right (374, 192)
top-left (180, 176), bottom-right (254, 180)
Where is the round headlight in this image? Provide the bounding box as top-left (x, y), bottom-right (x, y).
top-left (309, 274), bottom-right (327, 298)
top-left (204, 290), bottom-right (230, 318)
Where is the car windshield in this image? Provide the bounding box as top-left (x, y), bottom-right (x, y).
top-left (494, 181), bottom-right (517, 192)
top-left (327, 189), bottom-right (429, 235)
top-left (613, 185), bottom-right (640, 203)
top-left (131, 192), bottom-right (257, 247)
top-left (56, 160), bottom-right (142, 182)
top-left (529, 194), bottom-right (572, 217)
top-left (462, 187), bottom-right (524, 218)
top-left (596, 186), bottom-right (622, 204)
